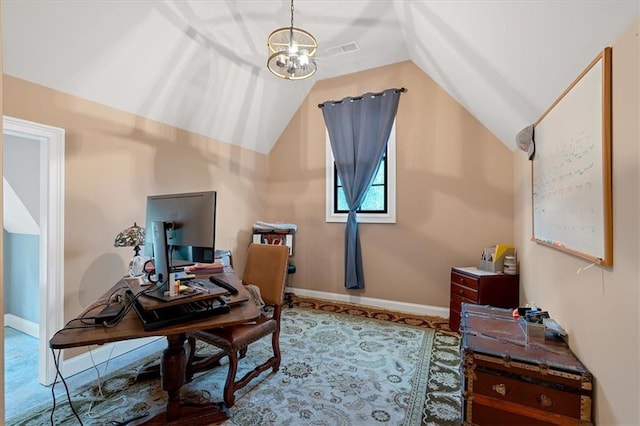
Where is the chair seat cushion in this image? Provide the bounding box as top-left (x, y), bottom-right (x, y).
top-left (193, 317), bottom-right (277, 351)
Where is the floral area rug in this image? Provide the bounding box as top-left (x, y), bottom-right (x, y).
top-left (9, 300), bottom-right (461, 425)
top-left (291, 297), bottom-right (462, 426)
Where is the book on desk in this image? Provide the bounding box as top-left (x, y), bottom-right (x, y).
top-left (183, 262), bottom-right (226, 274)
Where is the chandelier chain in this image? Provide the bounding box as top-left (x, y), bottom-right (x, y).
top-left (289, 0), bottom-right (294, 43)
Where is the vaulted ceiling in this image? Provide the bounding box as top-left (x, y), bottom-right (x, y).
top-left (2, 1), bottom-right (637, 154)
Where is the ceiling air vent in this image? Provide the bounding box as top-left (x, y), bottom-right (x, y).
top-left (326, 41), bottom-right (360, 57)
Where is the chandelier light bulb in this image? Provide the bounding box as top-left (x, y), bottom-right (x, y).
top-left (299, 53), bottom-right (309, 66)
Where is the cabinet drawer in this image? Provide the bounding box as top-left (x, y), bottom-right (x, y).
top-left (451, 271), bottom-right (479, 290)
top-left (450, 293), bottom-right (476, 313)
top-left (451, 283), bottom-right (478, 301)
top-left (473, 369), bottom-right (583, 419)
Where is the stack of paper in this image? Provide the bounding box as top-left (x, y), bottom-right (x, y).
top-left (494, 244), bottom-right (515, 262)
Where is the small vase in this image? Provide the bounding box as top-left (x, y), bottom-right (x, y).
top-left (130, 254), bottom-right (145, 277)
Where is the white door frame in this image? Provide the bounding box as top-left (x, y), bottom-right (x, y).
top-left (3, 115), bottom-right (65, 386)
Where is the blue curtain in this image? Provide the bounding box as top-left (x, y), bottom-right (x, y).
top-left (320, 88), bottom-right (403, 289)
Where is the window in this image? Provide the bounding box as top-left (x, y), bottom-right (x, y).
top-left (325, 121), bottom-right (396, 223)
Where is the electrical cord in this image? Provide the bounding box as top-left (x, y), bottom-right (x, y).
top-left (106, 412), bottom-right (150, 425)
top-left (48, 286), bottom-right (130, 337)
top-left (87, 340), bottom-right (118, 401)
top-left (49, 282), bottom-right (166, 337)
top-left (47, 281), bottom-right (167, 424)
top-left (101, 279), bottom-right (169, 328)
top-left (50, 348), bottom-right (83, 425)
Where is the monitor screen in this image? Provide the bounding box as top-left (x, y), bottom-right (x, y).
top-left (144, 191), bottom-right (217, 265)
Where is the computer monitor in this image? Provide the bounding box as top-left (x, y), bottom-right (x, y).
top-left (144, 191), bottom-right (217, 267)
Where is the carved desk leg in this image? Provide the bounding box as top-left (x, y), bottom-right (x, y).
top-left (143, 333), bottom-right (229, 425)
top-left (162, 334), bottom-right (188, 421)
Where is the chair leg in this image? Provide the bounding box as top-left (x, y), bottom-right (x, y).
top-left (223, 351), bottom-right (239, 407)
top-left (272, 329), bottom-right (282, 372)
top-left (185, 335), bottom-right (228, 378)
top-left (239, 347), bottom-right (248, 359)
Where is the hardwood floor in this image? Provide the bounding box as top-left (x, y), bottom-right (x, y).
top-left (4, 326), bottom-right (166, 422)
top-left (5, 327), bottom-right (44, 421)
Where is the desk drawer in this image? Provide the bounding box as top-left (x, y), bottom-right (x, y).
top-left (473, 369), bottom-right (583, 419)
top-left (451, 271), bottom-right (479, 290)
top-left (451, 283), bottom-right (478, 302)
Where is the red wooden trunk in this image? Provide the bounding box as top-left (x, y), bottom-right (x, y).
top-left (460, 303), bottom-right (593, 425)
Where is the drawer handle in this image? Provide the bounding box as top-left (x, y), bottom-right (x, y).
top-left (538, 394), bottom-right (553, 407)
top-left (492, 383), bottom-right (506, 396)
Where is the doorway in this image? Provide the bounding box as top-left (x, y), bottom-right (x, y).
top-left (3, 116), bottom-right (64, 386)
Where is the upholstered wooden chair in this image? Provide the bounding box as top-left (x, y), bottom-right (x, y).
top-left (188, 243), bottom-right (289, 407)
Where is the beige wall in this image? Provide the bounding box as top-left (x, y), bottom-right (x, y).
top-left (2, 76), bottom-right (268, 349)
top-left (514, 17), bottom-right (640, 425)
top-left (267, 61), bottom-right (514, 308)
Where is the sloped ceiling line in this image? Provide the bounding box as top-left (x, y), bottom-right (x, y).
top-left (2, 1), bottom-right (637, 153)
top-left (3, 177), bottom-right (39, 235)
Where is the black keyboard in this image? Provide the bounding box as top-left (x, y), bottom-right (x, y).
top-left (126, 290), bottom-right (230, 331)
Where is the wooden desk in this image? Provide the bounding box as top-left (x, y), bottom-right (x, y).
top-left (49, 269), bottom-right (260, 425)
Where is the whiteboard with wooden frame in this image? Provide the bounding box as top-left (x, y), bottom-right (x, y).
top-left (531, 47), bottom-right (612, 266)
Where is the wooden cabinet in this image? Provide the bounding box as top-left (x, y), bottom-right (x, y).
top-left (460, 303), bottom-right (593, 425)
top-left (449, 267), bottom-right (519, 332)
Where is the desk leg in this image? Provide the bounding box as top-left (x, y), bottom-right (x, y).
top-left (163, 334), bottom-right (187, 420)
top-left (137, 336), bottom-right (224, 383)
top-left (142, 333), bottom-right (230, 425)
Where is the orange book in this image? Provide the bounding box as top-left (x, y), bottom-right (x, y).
top-left (184, 262), bottom-right (225, 273)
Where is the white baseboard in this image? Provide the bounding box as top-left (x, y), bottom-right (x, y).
top-left (285, 287), bottom-right (449, 319)
top-left (60, 336), bottom-right (162, 378)
top-left (4, 314), bottom-right (39, 338)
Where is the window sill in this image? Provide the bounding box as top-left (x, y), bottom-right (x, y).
top-left (326, 213), bottom-right (396, 224)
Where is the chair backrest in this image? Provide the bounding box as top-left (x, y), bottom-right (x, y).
top-left (241, 243), bottom-right (289, 306)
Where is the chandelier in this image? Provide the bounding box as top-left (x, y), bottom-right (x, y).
top-left (267, 0), bottom-right (317, 80)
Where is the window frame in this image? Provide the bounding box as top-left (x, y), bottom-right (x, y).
top-left (325, 121), bottom-right (397, 224)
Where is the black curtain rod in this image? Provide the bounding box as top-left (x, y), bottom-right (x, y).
top-left (318, 87), bottom-right (406, 108)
